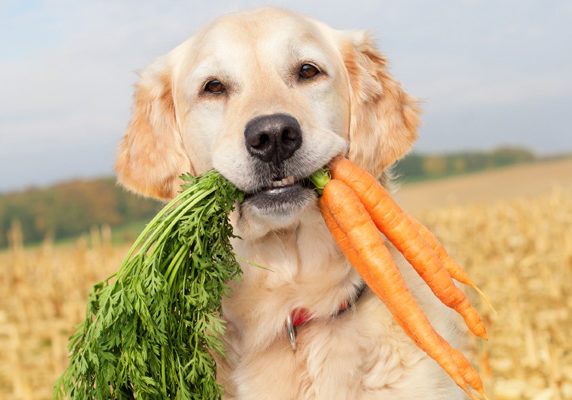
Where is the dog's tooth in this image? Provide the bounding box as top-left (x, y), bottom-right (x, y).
top-left (269, 177), bottom-right (295, 189)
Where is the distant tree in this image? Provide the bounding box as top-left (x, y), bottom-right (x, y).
top-left (392, 153), bottom-right (424, 179)
top-left (392, 147), bottom-right (538, 182)
top-left (423, 155), bottom-right (447, 176)
top-left (452, 157), bottom-right (467, 173)
top-left (0, 177), bottom-right (160, 246)
top-left (491, 147), bottom-right (535, 166)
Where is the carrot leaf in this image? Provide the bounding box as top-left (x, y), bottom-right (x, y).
top-left (54, 170), bottom-right (243, 400)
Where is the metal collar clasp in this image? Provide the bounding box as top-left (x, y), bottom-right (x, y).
top-left (285, 314), bottom-right (297, 351)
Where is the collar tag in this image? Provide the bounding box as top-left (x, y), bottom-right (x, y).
top-left (285, 314), bottom-right (297, 350)
top-left (284, 281), bottom-right (367, 351)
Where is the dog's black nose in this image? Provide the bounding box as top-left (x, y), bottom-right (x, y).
top-left (244, 114), bottom-right (302, 164)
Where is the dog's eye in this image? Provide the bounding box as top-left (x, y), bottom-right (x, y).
top-left (204, 79), bottom-right (226, 94)
top-left (299, 64), bottom-right (320, 80)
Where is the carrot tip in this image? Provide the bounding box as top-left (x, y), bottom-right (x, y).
top-left (476, 329), bottom-right (488, 341)
top-left (462, 385), bottom-right (481, 400)
top-left (472, 284), bottom-right (497, 315)
top-left (480, 390), bottom-right (490, 400)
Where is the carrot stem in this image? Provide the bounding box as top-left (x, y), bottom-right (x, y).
top-left (309, 168), bottom-right (331, 195)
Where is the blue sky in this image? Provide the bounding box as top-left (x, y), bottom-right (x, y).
top-left (1, 0), bottom-right (571, 192)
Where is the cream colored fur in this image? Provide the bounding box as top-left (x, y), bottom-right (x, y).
top-left (116, 7), bottom-right (466, 399)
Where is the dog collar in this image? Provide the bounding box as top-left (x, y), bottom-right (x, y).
top-left (285, 282), bottom-right (367, 350)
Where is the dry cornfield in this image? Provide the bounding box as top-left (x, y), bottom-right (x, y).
top-left (420, 187), bottom-right (572, 400)
top-left (1, 166), bottom-right (571, 399)
top-left (0, 226), bottom-right (127, 399)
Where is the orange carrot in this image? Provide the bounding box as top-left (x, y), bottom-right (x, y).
top-left (329, 157), bottom-right (487, 340)
top-left (321, 180), bottom-right (473, 396)
top-left (319, 198), bottom-right (372, 283)
top-left (438, 336), bottom-right (488, 399)
top-left (407, 216), bottom-right (495, 313)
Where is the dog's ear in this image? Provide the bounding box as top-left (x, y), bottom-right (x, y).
top-left (115, 56), bottom-right (192, 200)
top-left (341, 31), bottom-right (421, 178)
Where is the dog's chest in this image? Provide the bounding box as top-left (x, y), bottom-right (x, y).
top-left (220, 292), bottom-right (463, 400)
top-left (217, 218), bottom-right (463, 399)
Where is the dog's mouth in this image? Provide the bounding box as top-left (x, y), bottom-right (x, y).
top-left (243, 175), bottom-right (316, 212)
top-left (244, 175), bottom-right (314, 196)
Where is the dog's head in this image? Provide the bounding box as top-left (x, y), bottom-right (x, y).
top-left (116, 7), bottom-right (420, 231)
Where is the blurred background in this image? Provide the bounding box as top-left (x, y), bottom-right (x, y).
top-left (1, 1), bottom-right (571, 399)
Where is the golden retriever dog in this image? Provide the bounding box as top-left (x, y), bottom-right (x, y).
top-left (116, 7), bottom-right (466, 399)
